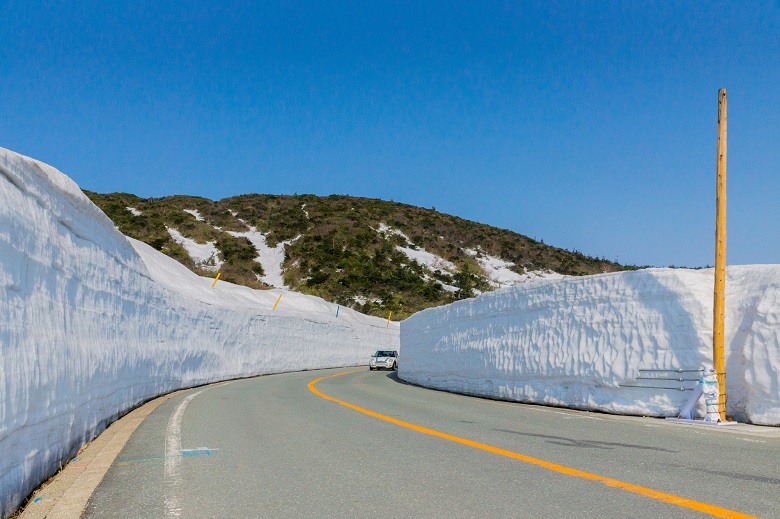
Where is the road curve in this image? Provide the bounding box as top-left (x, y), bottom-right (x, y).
top-left (79, 368), bottom-right (779, 518)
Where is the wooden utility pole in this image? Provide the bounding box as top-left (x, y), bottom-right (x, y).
top-left (713, 88), bottom-right (727, 421)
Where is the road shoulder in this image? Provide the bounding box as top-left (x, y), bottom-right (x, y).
top-left (17, 391), bottom-right (181, 519)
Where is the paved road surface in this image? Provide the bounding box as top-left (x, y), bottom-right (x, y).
top-left (84, 368), bottom-right (780, 518)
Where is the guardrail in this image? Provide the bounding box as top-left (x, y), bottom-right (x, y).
top-left (619, 368), bottom-right (704, 392)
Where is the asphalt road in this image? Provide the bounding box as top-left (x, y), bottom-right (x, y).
top-left (83, 368), bottom-right (780, 518)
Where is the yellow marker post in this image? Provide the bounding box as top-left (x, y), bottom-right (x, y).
top-left (272, 293), bottom-right (283, 311)
top-left (386, 310), bottom-right (392, 328)
top-left (211, 272), bottom-right (221, 288)
top-left (713, 88), bottom-right (728, 421)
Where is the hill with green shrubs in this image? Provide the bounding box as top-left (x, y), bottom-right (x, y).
top-left (84, 191), bottom-right (641, 319)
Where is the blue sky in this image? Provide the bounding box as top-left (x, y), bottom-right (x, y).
top-left (1, 1), bottom-right (778, 267)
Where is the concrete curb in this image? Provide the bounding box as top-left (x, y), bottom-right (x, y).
top-left (18, 390), bottom-right (185, 519)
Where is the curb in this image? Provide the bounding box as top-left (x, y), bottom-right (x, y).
top-left (18, 390), bottom-right (184, 519)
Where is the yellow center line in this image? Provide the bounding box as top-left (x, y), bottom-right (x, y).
top-left (308, 370), bottom-right (757, 519)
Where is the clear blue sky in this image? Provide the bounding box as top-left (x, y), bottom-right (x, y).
top-left (1, 1), bottom-right (778, 267)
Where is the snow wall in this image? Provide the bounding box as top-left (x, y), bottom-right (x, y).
top-left (400, 267), bottom-right (780, 427)
top-left (0, 148), bottom-right (400, 518)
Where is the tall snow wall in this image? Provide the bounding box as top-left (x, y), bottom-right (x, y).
top-left (0, 148), bottom-right (399, 518)
top-left (400, 267), bottom-right (780, 426)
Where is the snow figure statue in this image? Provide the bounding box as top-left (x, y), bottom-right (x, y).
top-left (677, 366), bottom-right (721, 421)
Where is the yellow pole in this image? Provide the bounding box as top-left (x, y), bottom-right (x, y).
top-left (713, 88), bottom-right (728, 421)
top-left (211, 272), bottom-right (221, 288)
top-left (386, 310), bottom-right (392, 328)
top-left (272, 293), bottom-right (283, 311)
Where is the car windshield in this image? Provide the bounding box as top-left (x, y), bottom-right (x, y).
top-left (374, 351), bottom-right (396, 357)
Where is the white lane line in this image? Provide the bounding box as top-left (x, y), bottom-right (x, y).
top-left (163, 380), bottom-right (235, 518)
top-left (164, 390), bottom-right (204, 518)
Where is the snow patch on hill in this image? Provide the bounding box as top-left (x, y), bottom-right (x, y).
top-left (0, 147), bottom-right (399, 518)
top-left (376, 222), bottom-right (411, 243)
top-left (227, 227), bottom-right (300, 288)
top-left (463, 248), bottom-right (564, 288)
top-left (395, 245), bottom-right (456, 273)
top-left (183, 208), bottom-right (205, 221)
top-left (377, 223), bottom-right (454, 269)
top-left (379, 224), bottom-right (564, 292)
top-left (166, 226), bottom-right (222, 271)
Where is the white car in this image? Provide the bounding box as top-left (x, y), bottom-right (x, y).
top-left (369, 350), bottom-right (399, 371)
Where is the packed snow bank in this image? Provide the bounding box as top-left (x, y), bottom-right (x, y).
top-left (400, 267), bottom-right (780, 426)
top-left (0, 148), bottom-right (399, 518)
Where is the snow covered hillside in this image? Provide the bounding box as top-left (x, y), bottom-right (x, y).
top-left (400, 267), bottom-right (780, 426)
top-left (0, 148), bottom-right (399, 518)
top-left (87, 190), bottom-right (634, 319)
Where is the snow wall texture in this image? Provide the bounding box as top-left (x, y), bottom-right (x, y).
top-left (0, 148), bottom-right (400, 517)
top-left (400, 266), bottom-right (780, 427)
